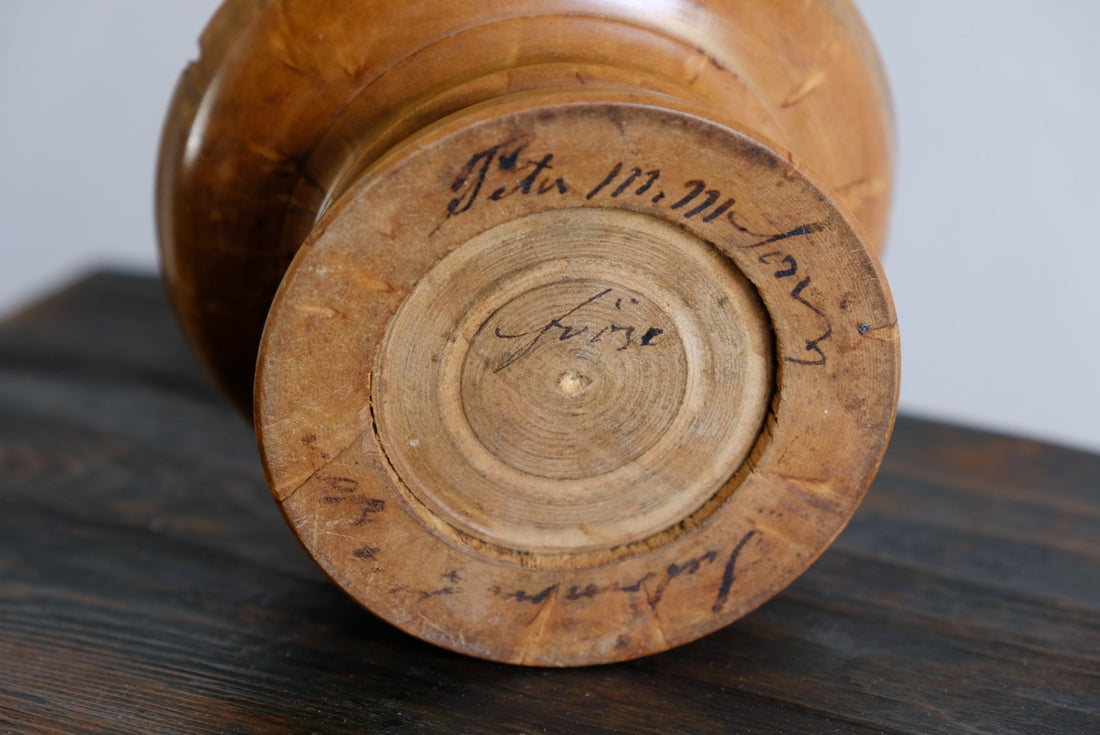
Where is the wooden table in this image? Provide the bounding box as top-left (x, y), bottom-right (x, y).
top-left (1, 272), bottom-right (1096, 734)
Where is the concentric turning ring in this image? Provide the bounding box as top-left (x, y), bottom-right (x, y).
top-left (372, 208), bottom-right (773, 554)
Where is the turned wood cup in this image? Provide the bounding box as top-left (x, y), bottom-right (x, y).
top-left (158, 0), bottom-right (899, 665)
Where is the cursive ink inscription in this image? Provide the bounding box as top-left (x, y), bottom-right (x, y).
top-left (478, 532), bottom-right (760, 617)
top-left (490, 584), bottom-right (559, 604)
top-left (586, 162), bottom-right (831, 364)
top-left (438, 139), bottom-right (835, 366)
top-left (491, 288), bottom-right (663, 372)
top-left (588, 164), bottom-right (824, 240)
top-left (757, 252), bottom-right (832, 365)
top-left (437, 135), bottom-right (567, 230)
top-left (315, 474), bottom-right (387, 525)
top-left (711, 530), bottom-right (757, 613)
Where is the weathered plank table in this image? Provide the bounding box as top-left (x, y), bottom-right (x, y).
top-left (1, 272), bottom-right (1096, 734)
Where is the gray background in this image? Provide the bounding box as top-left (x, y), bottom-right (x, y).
top-left (2, 1), bottom-right (1097, 451)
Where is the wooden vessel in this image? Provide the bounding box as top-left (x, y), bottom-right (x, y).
top-left (158, 0), bottom-right (899, 665)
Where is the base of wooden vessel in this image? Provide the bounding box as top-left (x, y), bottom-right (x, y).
top-left (373, 206), bottom-right (773, 557)
top-left (255, 93), bottom-right (898, 665)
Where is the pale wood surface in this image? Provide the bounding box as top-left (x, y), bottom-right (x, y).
top-left (370, 208), bottom-right (774, 554)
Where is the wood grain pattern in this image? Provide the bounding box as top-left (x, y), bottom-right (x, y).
top-left (157, 0), bottom-right (900, 664)
top-left (253, 102), bottom-right (898, 664)
top-left (1, 273), bottom-right (1096, 732)
top-left (158, 0), bottom-right (894, 415)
